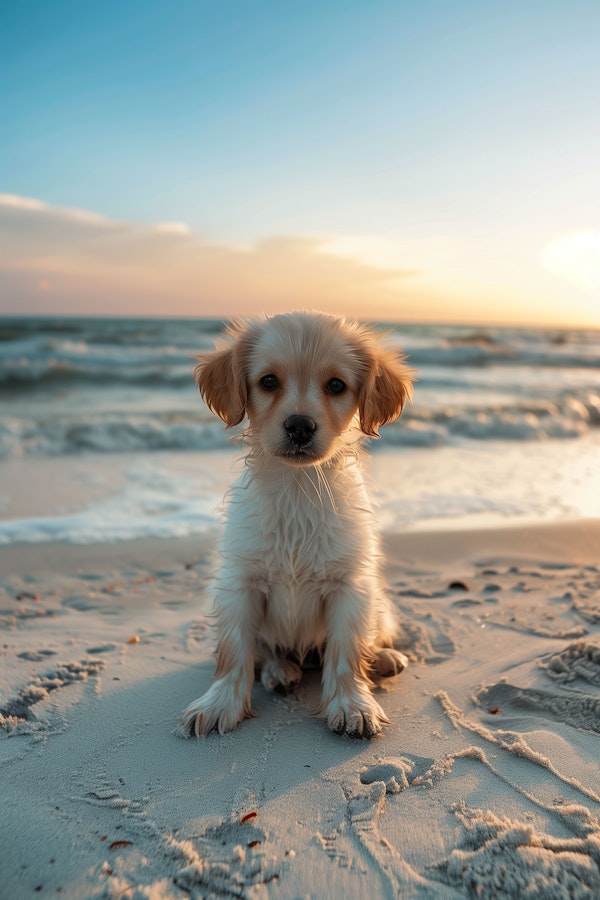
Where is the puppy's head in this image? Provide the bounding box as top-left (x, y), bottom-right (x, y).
top-left (195, 312), bottom-right (414, 466)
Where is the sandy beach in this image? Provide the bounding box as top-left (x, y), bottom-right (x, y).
top-left (2, 520), bottom-right (599, 898)
top-left (4, 0), bottom-right (600, 891)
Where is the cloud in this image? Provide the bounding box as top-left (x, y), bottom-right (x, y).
top-left (152, 221), bottom-right (192, 236)
top-left (4, 194), bottom-right (595, 326)
top-left (0, 195), bottom-right (423, 319)
top-left (319, 233), bottom-right (461, 274)
top-left (0, 194), bottom-right (48, 212)
top-left (0, 193), bottom-right (111, 227)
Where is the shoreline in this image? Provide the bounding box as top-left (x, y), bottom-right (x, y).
top-left (1, 516), bottom-right (598, 577)
top-left (3, 433), bottom-right (600, 545)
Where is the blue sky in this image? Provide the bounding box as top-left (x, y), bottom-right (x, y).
top-left (1, 0), bottom-right (600, 324)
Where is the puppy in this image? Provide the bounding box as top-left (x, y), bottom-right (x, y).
top-left (178, 311), bottom-right (414, 738)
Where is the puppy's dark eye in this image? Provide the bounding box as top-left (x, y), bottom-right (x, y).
top-left (326, 378), bottom-right (346, 395)
top-left (259, 374), bottom-right (280, 391)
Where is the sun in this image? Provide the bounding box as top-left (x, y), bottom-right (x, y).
top-left (541, 231), bottom-right (600, 292)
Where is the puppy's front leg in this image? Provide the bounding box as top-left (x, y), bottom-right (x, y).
top-left (178, 584), bottom-right (262, 737)
top-left (320, 585), bottom-right (389, 739)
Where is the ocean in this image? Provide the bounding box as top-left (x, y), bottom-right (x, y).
top-left (1, 315), bottom-right (599, 544)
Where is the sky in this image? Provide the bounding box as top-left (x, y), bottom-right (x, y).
top-left (1, 0), bottom-right (600, 326)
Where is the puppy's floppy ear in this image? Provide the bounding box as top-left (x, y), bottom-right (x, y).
top-left (194, 327), bottom-right (249, 427)
top-left (358, 346), bottom-right (414, 438)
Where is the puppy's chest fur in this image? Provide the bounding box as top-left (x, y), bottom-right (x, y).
top-left (227, 460), bottom-right (375, 586)
top-left (223, 462), bottom-right (375, 654)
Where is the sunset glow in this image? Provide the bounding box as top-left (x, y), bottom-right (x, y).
top-left (542, 232), bottom-right (600, 293)
top-left (1, 1), bottom-right (599, 327)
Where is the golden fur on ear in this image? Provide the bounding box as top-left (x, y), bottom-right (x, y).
top-left (358, 346), bottom-right (414, 438)
top-left (194, 327), bottom-right (249, 427)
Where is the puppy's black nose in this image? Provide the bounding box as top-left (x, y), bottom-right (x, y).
top-left (284, 414), bottom-right (317, 447)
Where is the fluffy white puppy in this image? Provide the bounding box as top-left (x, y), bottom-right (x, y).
top-left (178, 311), bottom-right (414, 739)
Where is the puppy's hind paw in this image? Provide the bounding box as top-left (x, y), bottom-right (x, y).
top-left (260, 658), bottom-right (302, 693)
top-left (373, 647), bottom-right (408, 679)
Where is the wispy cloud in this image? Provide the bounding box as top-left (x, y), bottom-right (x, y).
top-left (1, 195), bottom-right (598, 326)
top-left (152, 221), bottom-right (192, 236)
top-left (0, 195), bottom-right (422, 319)
top-left (0, 193), bottom-right (111, 226)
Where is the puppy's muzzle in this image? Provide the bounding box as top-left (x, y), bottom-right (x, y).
top-left (284, 414), bottom-right (317, 448)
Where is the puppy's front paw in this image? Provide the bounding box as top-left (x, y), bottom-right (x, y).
top-left (176, 680), bottom-right (251, 737)
top-left (322, 691), bottom-right (390, 739)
